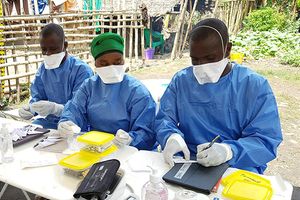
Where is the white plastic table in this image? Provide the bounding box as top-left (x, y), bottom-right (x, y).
top-left (0, 117), bottom-right (294, 200)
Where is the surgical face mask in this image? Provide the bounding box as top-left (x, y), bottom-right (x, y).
top-left (193, 57), bottom-right (229, 84)
top-left (192, 25), bottom-right (230, 84)
top-left (43, 51), bottom-right (65, 70)
top-left (95, 65), bottom-right (125, 84)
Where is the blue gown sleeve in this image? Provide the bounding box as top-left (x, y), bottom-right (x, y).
top-left (59, 82), bottom-right (89, 131)
top-left (127, 86), bottom-right (157, 150)
top-left (224, 80), bottom-right (282, 171)
top-left (30, 67), bottom-right (47, 104)
top-left (71, 64), bottom-right (93, 98)
top-left (154, 76), bottom-right (185, 149)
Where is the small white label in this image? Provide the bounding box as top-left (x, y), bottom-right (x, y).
top-left (174, 163), bottom-right (191, 179)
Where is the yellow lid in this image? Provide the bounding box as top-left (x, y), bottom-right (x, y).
top-left (222, 180), bottom-right (273, 200)
top-left (59, 151), bottom-right (102, 171)
top-left (77, 131), bottom-right (115, 146)
top-left (222, 170), bottom-right (271, 187)
top-left (230, 52), bottom-right (244, 64)
top-left (59, 144), bottom-right (118, 171)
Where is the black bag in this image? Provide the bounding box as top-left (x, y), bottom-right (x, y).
top-left (73, 159), bottom-right (123, 200)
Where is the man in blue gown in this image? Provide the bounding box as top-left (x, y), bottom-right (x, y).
top-left (58, 32), bottom-right (156, 150)
top-left (18, 23), bottom-right (93, 129)
top-left (155, 18), bottom-right (282, 174)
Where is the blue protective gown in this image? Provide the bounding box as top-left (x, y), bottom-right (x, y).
top-left (60, 74), bottom-right (157, 150)
top-left (155, 64), bottom-right (282, 174)
top-left (30, 55), bottom-right (93, 129)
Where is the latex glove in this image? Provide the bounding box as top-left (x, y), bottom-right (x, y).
top-left (58, 121), bottom-right (81, 137)
top-left (163, 133), bottom-right (190, 167)
top-left (113, 129), bottom-right (133, 147)
top-left (18, 105), bottom-right (34, 120)
top-left (197, 143), bottom-right (233, 167)
top-left (31, 101), bottom-right (64, 117)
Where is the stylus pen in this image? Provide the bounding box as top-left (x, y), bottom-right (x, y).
top-left (202, 135), bottom-right (221, 151)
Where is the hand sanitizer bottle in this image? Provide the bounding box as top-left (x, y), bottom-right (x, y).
top-left (0, 123), bottom-right (14, 163)
top-left (141, 167), bottom-right (168, 200)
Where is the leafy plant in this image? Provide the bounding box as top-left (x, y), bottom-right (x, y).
top-left (243, 7), bottom-right (288, 31)
top-left (280, 49), bottom-right (300, 67)
top-left (0, 98), bottom-right (8, 110)
top-left (231, 29), bottom-right (300, 67)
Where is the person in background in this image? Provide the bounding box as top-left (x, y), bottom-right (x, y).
top-left (58, 32), bottom-right (157, 150)
top-left (155, 18), bottom-right (282, 174)
top-left (18, 23), bottom-right (93, 129)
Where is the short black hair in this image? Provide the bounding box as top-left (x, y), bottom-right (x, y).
top-left (190, 18), bottom-right (229, 45)
top-left (40, 23), bottom-right (65, 42)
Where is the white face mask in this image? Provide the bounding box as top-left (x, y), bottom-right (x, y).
top-left (43, 52), bottom-right (65, 70)
top-left (95, 65), bottom-right (125, 84)
top-left (193, 58), bottom-right (229, 84)
top-left (192, 25), bottom-right (230, 85)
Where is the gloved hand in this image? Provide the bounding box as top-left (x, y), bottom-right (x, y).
top-left (113, 129), bottom-right (133, 147)
top-left (18, 105), bottom-right (34, 120)
top-left (197, 143), bottom-right (233, 167)
top-left (163, 133), bottom-right (190, 167)
top-left (58, 121), bottom-right (81, 137)
top-left (31, 101), bottom-right (64, 117)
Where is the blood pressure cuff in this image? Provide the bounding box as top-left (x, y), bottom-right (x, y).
top-left (74, 159), bottom-right (121, 200)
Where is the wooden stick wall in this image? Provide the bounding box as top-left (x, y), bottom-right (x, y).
top-left (0, 11), bottom-right (145, 103)
top-left (172, 0), bottom-right (255, 60)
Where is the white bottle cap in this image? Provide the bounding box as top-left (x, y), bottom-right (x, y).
top-left (150, 168), bottom-right (161, 183)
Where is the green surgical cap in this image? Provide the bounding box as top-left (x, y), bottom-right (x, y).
top-left (91, 32), bottom-right (124, 59)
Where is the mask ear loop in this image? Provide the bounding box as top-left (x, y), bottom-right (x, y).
top-left (191, 25), bottom-right (226, 58)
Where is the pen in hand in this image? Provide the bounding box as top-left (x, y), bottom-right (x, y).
top-left (202, 135), bottom-right (221, 151)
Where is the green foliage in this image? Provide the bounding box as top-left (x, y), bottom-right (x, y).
top-left (297, 0), bottom-right (300, 8)
top-left (285, 18), bottom-right (300, 33)
top-left (231, 30), bottom-right (300, 58)
top-left (280, 49), bottom-right (300, 67)
top-left (243, 7), bottom-right (288, 31)
top-left (0, 98), bottom-right (8, 110)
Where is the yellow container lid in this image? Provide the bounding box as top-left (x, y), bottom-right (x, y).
top-left (222, 170), bottom-right (271, 187)
top-left (230, 52), bottom-right (244, 64)
top-left (222, 180), bottom-right (273, 200)
top-left (77, 131), bottom-right (115, 146)
top-left (59, 144), bottom-right (118, 171)
top-left (59, 151), bottom-right (102, 171)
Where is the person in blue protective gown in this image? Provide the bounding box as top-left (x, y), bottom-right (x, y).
top-left (18, 23), bottom-right (93, 129)
top-left (155, 18), bottom-right (283, 174)
top-left (58, 32), bottom-right (156, 150)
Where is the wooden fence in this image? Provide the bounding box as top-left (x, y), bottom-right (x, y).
top-left (172, 0), bottom-right (256, 59)
top-left (214, 0), bottom-right (255, 34)
top-left (0, 10), bottom-right (145, 103)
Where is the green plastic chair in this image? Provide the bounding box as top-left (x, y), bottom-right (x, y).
top-left (144, 28), bottom-right (165, 54)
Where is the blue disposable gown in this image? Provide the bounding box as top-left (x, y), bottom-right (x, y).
top-left (60, 75), bottom-right (157, 150)
top-left (30, 55), bottom-right (93, 129)
top-left (155, 64), bottom-right (282, 174)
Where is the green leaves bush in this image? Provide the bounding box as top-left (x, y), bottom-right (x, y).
top-left (243, 7), bottom-right (288, 31)
top-left (231, 30), bottom-right (300, 59)
top-left (280, 49), bottom-right (300, 67)
top-left (232, 7), bottom-right (300, 67)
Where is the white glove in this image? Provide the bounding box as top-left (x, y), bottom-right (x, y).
top-left (163, 133), bottom-right (190, 167)
top-left (197, 143), bottom-right (233, 167)
top-left (31, 101), bottom-right (64, 117)
top-left (18, 105), bottom-right (34, 120)
top-left (113, 129), bottom-right (133, 147)
top-left (58, 121), bottom-right (81, 137)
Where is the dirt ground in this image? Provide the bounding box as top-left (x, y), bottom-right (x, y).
top-left (130, 53), bottom-right (300, 187)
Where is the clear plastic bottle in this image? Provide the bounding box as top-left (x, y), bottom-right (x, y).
top-left (0, 123), bottom-right (14, 163)
top-left (141, 168), bottom-right (168, 200)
